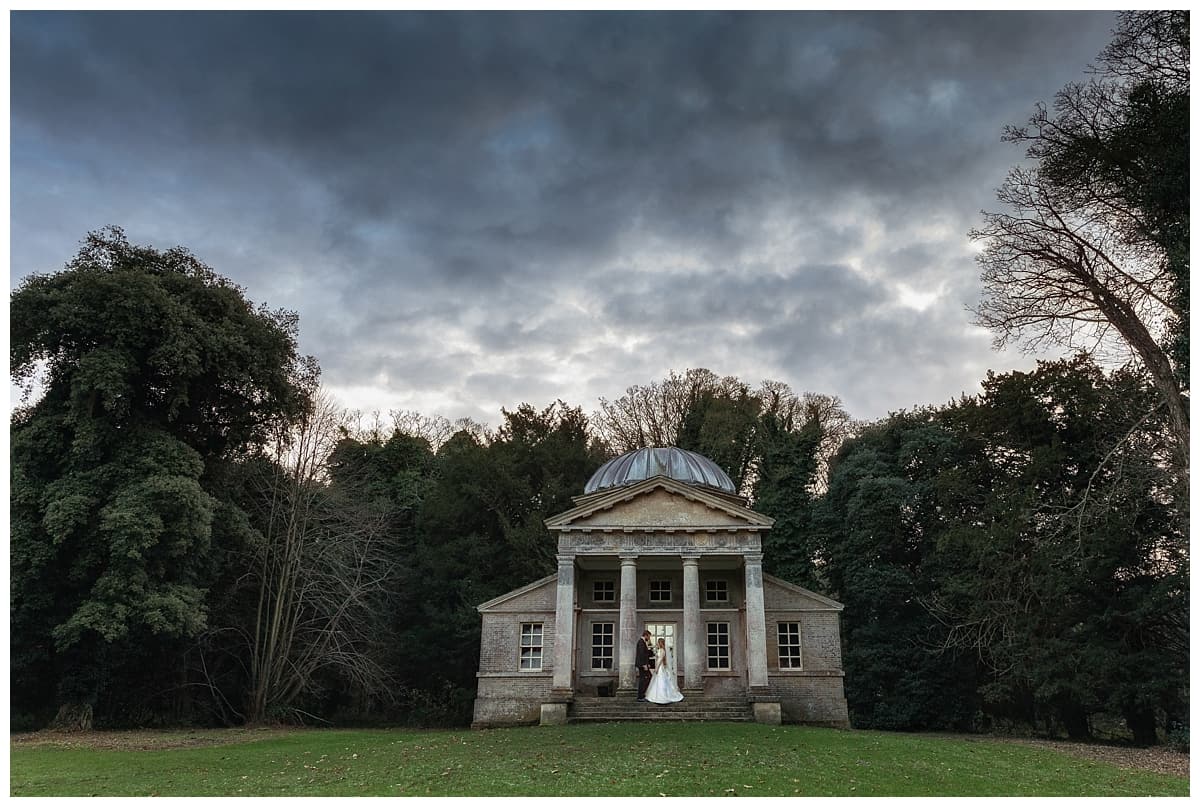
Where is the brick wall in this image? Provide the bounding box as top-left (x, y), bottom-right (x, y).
top-left (764, 610), bottom-right (844, 671)
top-left (472, 675), bottom-right (554, 727)
top-left (763, 674), bottom-right (850, 727)
top-left (478, 612), bottom-right (556, 674)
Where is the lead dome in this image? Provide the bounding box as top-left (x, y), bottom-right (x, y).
top-left (583, 446), bottom-right (736, 495)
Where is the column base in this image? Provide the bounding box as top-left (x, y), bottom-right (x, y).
top-left (548, 687), bottom-right (574, 704)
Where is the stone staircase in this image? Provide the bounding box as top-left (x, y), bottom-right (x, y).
top-left (568, 694), bottom-right (755, 723)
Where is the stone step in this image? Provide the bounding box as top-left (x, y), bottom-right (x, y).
top-left (570, 715), bottom-right (755, 723)
top-left (569, 703), bottom-right (756, 720)
top-left (571, 696), bottom-right (748, 701)
top-left (572, 702), bottom-right (750, 708)
top-left (571, 702), bottom-right (751, 709)
top-left (574, 711), bottom-right (751, 715)
top-left (572, 705), bottom-right (751, 711)
top-left (572, 705), bottom-right (750, 710)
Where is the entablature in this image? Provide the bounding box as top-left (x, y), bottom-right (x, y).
top-left (558, 530), bottom-right (763, 554)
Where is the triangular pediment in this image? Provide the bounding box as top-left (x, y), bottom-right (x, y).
top-left (545, 475), bottom-right (773, 531)
top-left (476, 573), bottom-right (557, 612)
top-left (763, 573), bottom-right (844, 610)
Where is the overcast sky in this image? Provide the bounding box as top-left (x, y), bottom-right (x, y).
top-left (10, 11), bottom-right (1120, 426)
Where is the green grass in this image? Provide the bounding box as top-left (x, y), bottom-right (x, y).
top-left (10, 723), bottom-right (1188, 797)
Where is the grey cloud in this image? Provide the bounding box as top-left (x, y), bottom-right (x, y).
top-left (11, 11), bottom-right (1118, 423)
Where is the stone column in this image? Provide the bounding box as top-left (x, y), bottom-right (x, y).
top-left (551, 554), bottom-right (576, 694)
top-left (617, 554), bottom-right (639, 692)
top-left (681, 553), bottom-right (703, 690)
top-left (743, 552), bottom-right (769, 689)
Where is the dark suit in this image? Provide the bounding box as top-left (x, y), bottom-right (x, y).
top-left (635, 636), bottom-right (654, 699)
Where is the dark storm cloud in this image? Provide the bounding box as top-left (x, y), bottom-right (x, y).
top-left (11, 11), bottom-right (1118, 422)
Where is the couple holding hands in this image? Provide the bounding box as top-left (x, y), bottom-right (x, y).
top-left (635, 629), bottom-right (684, 704)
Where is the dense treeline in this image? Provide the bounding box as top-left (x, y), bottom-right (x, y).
top-left (815, 358), bottom-right (1186, 743)
top-left (10, 13), bottom-right (1187, 744)
top-left (10, 230), bottom-right (1187, 743)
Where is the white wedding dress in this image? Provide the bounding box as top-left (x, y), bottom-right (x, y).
top-left (645, 647), bottom-right (684, 704)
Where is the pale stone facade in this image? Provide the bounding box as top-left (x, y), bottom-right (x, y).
top-left (471, 465), bottom-right (851, 728)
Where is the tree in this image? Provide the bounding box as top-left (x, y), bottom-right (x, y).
top-left (930, 357), bottom-right (1186, 743)
top-left (813, 411), bottom-right (984, 731)
top-left (972, 11), bottom-right (1189, 471)
top-left (596, 368), bottom-right (853, 496)
top-left (394, 401), bottom-right (607, 724)
top-left (593, 368), bottom-right (748, 454)
top-left (11, 227), bottom-right (313, 728)
top-left (675, 379), bottom-right (762, 493)
top-left (227, 393), bottom-right (396, 724)
top-left (387, 409), bottom-right (485, 453)
top-left (751, 386), bottom-right (850, 587)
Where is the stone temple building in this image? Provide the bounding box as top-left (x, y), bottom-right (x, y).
top-left (471, 446), bottom-right (850, 728)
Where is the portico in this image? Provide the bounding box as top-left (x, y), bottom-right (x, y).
top-left (549, 539), bottom-right (773, 699)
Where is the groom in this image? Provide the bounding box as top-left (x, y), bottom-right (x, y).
top-left (635, 629), bottom-right (655, 702)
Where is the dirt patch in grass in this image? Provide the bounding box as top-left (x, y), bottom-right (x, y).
top-left (1004, 738), bottom-right (1188, 778)
top-left (918, 732), bottom-right (1188, 779)
top-left (9, 727), bottom-right (299, 751)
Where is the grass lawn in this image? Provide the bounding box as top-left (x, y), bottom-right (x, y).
top-left (10, 723), bottom-right (1189, 797)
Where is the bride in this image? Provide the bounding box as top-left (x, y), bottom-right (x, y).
top-left (644, 637), bottom-right (684, 704)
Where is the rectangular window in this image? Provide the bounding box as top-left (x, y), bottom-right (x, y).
top-left (519, 622), bottom-right (543, 670)
top-left (649, 580), bottom-right (672, 602)
top-left (705, 579), bottom-right (728, 602)
top-left (707, 622), bottom-right (730, 669)
top-left (778, 622), bottom-right (802, 669)
top-left (591, 622), bottom-right (614, 670)
top-left (645, 623), bottom-right (676, 655)
top-left (593, 580), bottom-right (615, 603)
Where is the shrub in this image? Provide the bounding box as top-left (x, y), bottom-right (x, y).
top-left (1165, 721), bottom-right (1188, 753)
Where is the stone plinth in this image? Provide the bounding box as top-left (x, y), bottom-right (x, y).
top-left (540, 703), bottom-right (569, 726)
top-left (752, 702), bottom-right (782, 725)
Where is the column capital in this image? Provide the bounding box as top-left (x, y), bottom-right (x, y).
top-left (680, 553), bottom-right (701, 565)
top-left (618, 554), bottom-right (639, 565)
top-left (556, 553), bottom-right (576, 566)
top-left (743, 552), bottom-right (764, 565)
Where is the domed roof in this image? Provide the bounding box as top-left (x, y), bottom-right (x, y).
top-left (584, 446), bottom-right (736, 495)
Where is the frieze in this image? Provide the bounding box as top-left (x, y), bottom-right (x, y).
top-left (559, 531), bottom-right (762, 553)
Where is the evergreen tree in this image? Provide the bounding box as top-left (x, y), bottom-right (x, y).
top-left (11, 228), bottom-right (312, 728)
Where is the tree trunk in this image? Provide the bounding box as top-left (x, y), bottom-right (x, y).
top-left (1091, 278), bottom-right (1189, 473)
top-left (50, 703), bottom-right (93, 732)
top-left (1124, 707), bottom-right (1159, 746)
top-left (1059, 701), bottom-right (1092, 741)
